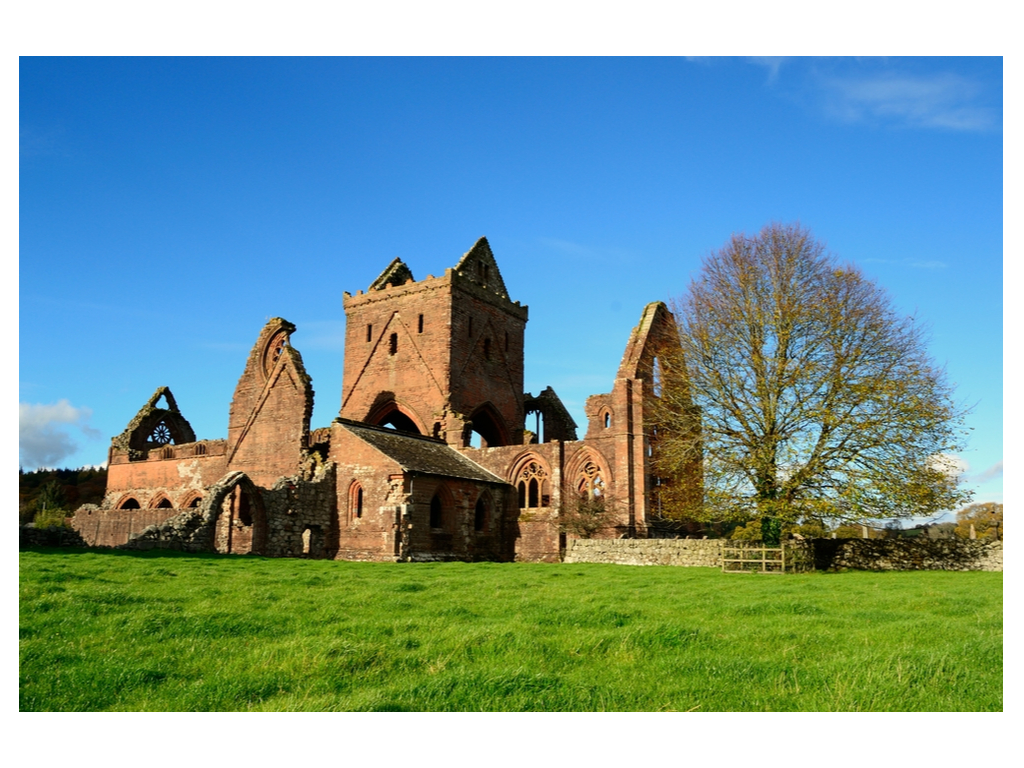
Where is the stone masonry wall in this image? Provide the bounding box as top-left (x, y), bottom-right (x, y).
top-left (564, 537), bottom-right (1003, 571)
top-left (809, 538), bottom-right (1003, 572)
top-left (564, 538), bottom-right (723, 567)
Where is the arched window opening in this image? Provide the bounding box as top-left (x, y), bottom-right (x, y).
top-left (526, 410), bottom-right (545, 444)
top-left (652, 356), bottom-right (663, 397)
top-left (429, 494), bottom-right (443, 529)
top-left (514, 461), bottom-right (550, 508)
top-left (156, 497), bottom-right (173, 509)
top-left (349, 481), bottom-right (364, 520)
top-left (603, 411), bottom-right (611, 429)
top-left (188, 496), bottom-right (202, 508)
top-left (576, 459), bottom-right (606, 499)
top-left (474, 497), bottom-right (487, 532)
top-left (235, 487), bottom-right (253, 527)
top-left (119, 497), bottom-right (141, 510)
top-left (375, 408), bottom-right (421, 435)
top-left (467, 407), bottom-right (509, 448)
top-left (194, 443), bottom-right (207, 456)
top-left (389, 332), bottom-right (398, 355)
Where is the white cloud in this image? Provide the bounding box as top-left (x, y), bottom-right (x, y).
top-left (929, 453), bottom-right (968, 479)
top-left (19, 400), bottom-right (100, 470)
top-left (818, 71), bottom-right (997, 131)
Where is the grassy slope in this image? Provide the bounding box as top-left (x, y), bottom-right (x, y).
top-left (19, 548), bottom-right (1002, 711)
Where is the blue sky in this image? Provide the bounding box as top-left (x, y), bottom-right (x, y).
top-left (19, 56), bottom-right (1003, 519)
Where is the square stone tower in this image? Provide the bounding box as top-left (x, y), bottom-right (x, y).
top-left (340, 237), bottom-right (529, 447)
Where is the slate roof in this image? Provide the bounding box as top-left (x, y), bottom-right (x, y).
top-left (334, 419), bottom-right (506, 484)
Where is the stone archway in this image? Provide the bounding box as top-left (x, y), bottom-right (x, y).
top-left (198, 471), bottom-right (268, 555)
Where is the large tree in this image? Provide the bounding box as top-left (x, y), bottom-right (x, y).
top-left (652, 223), bottom-right (971, 544)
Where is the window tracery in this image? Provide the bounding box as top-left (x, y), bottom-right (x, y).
top-left (514, 460), bottom-right (550, 508)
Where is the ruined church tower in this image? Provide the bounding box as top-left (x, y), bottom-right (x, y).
top-left (339, 238), bottom-right (529, 447)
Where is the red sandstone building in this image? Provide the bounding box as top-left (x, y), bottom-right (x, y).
top-left (74, 238), bottom-right (699, 561)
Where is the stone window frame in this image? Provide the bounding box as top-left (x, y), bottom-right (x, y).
top-left (428, 483), bottom-right (454, 531)
top-left (348, 480), bottom-right (364, 522)
top-left (509, 453), bottom-right (552, 510)
top-left (149, 493), bottom-right (174, 510)
top-left (474, 491), bottom-right (492, 533)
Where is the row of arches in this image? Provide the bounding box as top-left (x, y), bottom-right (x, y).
top-left (116, 492), bottom-right (204, 511)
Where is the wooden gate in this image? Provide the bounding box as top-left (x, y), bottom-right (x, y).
top-left (722, 543), bottom-right (789, 574)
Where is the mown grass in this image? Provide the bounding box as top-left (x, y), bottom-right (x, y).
top-left (20, 548), bottom-right (1002, 711)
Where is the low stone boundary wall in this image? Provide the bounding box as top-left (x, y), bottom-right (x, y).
top-left (19, 524), bottom-right (89, 549)
top-left (564, 538), bottom-right (722, 567)
top-left (563, 537), bottom-right (1002, 572)
top-left (811, 538), bottom-right (1002, 572)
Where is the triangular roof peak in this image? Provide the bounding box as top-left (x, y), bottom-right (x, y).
top-left (453, 237), bottom-right (510, 300)
top-left (369, 258), bottom-right (415, 291)
top-left (616, 301), bottom-right (680, 380)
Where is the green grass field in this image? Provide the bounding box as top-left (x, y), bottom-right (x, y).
top-left (19, 548), bottom-right (1002, 711)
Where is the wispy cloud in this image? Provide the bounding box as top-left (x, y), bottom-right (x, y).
top-left (19, 400), bottom-right (100, 469)
top-left (747, 57), bottom-right (788, 84)
top-left (972, 460), bottom-right (1003, 483)
top-left (817, 71), bottom-right (998, 132)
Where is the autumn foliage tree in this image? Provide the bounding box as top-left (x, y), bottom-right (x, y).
top-left (652, 223), bottom-right (971, 544)
top-left (954, 502), bottom-right (1002, 540)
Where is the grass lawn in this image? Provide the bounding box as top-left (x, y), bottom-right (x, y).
top-left (19, 547), bottom-right (1002, 711)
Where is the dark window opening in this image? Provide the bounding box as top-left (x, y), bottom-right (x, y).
top-left (188, 497), bottom-right (202, 508)
top-left (505, 331), bottom-right (509, 351)
top-left (430, 494), bottom-right (443, 529)
top-left (156, 498), bottom-right (173, 509)
top-left (389, 333), bottom-right (398, 355)
top-left (484, 338), bottom-right (491, 360)
top-left (377, 410), bottom-right (421, 434)
top-left (367, 324), bottom-right (373, 342)
top-left (467, 408), bottom-right (508, 448)
top-left (468, 317), bottom-right (473, 337)
top-left (528, 478), bottom-right (539, 508)
top-left (355, 485), bottom-right (363, 518)
top-left (418, 314), bottom-right (424, 333)
top-left (518, 481), bottom-right (526, 508)
top-left (474, 497), bottom-right (487, 532)
top-left (236, 489), bottom-right (252, 527)
top-left (119, 497), bottom-right (140, 510)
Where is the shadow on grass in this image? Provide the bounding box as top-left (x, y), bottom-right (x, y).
top-left (19, 545), bottom-right (270, 562)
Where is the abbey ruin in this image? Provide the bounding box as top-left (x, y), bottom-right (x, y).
top-left (73, 238), bottom-right (700, 561)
